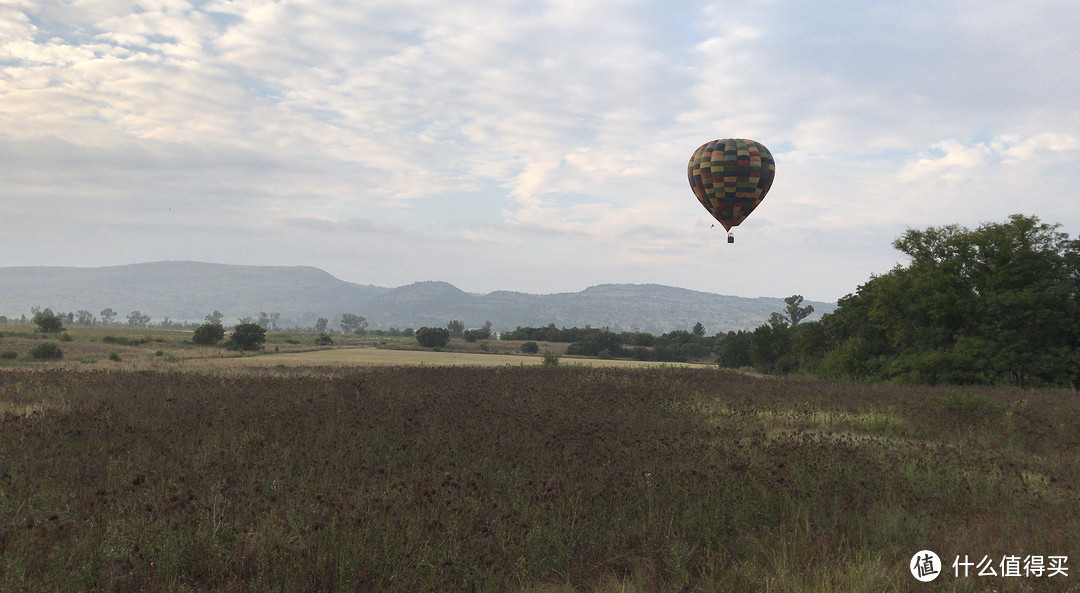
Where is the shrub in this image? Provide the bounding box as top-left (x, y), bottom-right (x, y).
top-left (102, 336), bottom-right (152, 346)
top-left (108, 352), bottom-right (121, 362)
top-left (520, 341), bottom-right (539, 354)
top-left (60, 333), bottom-right (73, 342)
top-left (30, 342), bottom-right (63, 360)
top-left (415, 327), bottom-right (450, 349)
top-left (541, 351), bottom-right (561, 366)
top-left (228, 323), bottom-right (266, 351)
top-left (0, 351), bottom-right (17, 360)
top-left (33, 312), bottom-right (64, 334)
top-left (192, 323), bottom-right (226, 346)
top-left (315, 334), bottom-right (334, 346)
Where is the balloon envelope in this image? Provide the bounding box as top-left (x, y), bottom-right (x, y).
top-left (687, 138), bottom-right (775, 231)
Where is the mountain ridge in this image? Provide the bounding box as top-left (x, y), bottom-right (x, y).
top-left (0, 261), bottom-right (836, 334)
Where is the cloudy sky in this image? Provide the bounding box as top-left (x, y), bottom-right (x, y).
top-left (2, 0), bottom-right (1078, 302)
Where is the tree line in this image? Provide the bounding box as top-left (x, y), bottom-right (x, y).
top-left (717, 215), bottom-right (1079, 387)
top-left (498, 215), bottom-right (1078, 386)
top-left (9, 215), bottom-right (1074, 386)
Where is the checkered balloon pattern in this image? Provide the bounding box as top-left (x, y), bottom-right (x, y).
top-left (687, 138), bottom-right (775, 231)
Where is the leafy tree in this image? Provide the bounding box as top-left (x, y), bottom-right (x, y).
top-left (315, 318), bottom-right (329, 334)
top-left (447, 320), bottom-right (465, 339)
top-left (228, 323), bottom-right (266, 351)
top-left (783, 295), bottom-right (815, 326)
top-left (341, 314), bottom-right (368, 335)
top-left (205, 310), bottom-right (224, 326)
top-left (192, 323), bottom-right (226, 346)
top-left (257, 312), bottom-right (281, 331)
top-left (692, 322), bottom-right (706, 337)
top-left (100, 308), bottom-right (117, 325)
top-left (127, 310), bottom-right (151, 328)
top-left (521, 341), bottom-right (539, 354)
top-left (715, 330), bottom-right (753, 368)
top-left (33, 309), bottom-right (64, 333)
top-left (821, 214), bottom-right (1080, 385)
top-left (415, 327), bottom-right (450, 348)
top-left (75, 310), bottom-right (95, 326)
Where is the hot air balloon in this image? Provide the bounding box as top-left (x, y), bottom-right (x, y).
top-left (688, 138), bottom-right (775, 243)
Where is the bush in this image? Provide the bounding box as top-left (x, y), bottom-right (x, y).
top-left (192, 323), bottom-right (226, 346)
top-left (30, 342), bottom-right (63, 360)
top-left (103, 336), bottom-right (152, 346)
top-left (1, 351), bottom-right (17, 360)
top-left (33, 312), bottom-right (64, 334)
top-left (520, 341), bottom-right (539, 354)
top-left (541, 351), bottom-right (561, 366)
top-left (315, 334), bottom-right (334, 346)
top-left (415, 327), bottom-right (450, 349)
top-left (108, 352), bottom-right (121, 362)
top-left (228, 323), bottom-right (266, 351)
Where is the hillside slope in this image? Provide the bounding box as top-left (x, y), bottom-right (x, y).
top-left (0, 262), bottom-right (835, 333)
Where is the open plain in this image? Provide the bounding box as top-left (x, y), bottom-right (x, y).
top-left (0, 326), bottom-right (1077, 592)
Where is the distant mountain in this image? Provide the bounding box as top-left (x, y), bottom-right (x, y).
top-left (0, 261), bottom-right (835, 334)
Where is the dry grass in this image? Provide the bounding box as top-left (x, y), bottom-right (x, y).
top-left (1, 365), bottom-right (1077, 592)
top-left (0, 324), bottom-right (704, 371)
top-left (197, 346), bottom-right (703, 368)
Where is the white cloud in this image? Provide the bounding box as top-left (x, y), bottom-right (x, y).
top-left (1, 0), bottom-right (1079, 301)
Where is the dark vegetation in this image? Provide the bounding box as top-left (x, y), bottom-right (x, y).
top-left (506, 215), bottom-right (1080, 387)
top-left (191, 323), bottom-right (225, 346)
top-left (1, 366), bottom-right (1077, 592)
top-left (415, 326), bottom-right (451, 349)
top-left (28, 342), bottom-right (63, 361)
top-left (31, 310), bottom-right (64, 334)
top-left (718, 215), bottom-right (1080, 386)
top-left (226, 323), bottom-right (266, 351)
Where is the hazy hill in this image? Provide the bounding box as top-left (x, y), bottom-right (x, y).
top-left (0, 261), bottom-right (835, 334)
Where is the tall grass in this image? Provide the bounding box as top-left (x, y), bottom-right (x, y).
top-left (0, 367), bottom-right (1076, 592)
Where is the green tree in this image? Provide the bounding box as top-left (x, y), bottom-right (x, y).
top-left (415, 327), bottom-right (450, 348)
top-left (192, 323), bottom-right (226, 346)
top-left (447, 320), bottom-right (465, 339)
top-left (127, 310), bottom-right (151, 328)
top-left (783, 295), bottom-right (815, 326)
top-left (33, 308), bottom-right (64, 333)
top-left (205, 311), bottom-right (224, 326)
top-left (340, 314), bottom-right (368, 335)
top-left (822, 214), bottom-right (1080, 385)
top-left (99, 308), bottom-right (117, 325)
top-left (715, 330), bottom-right (753, 368)
top-left (228, 323), bottom-right (266, 351)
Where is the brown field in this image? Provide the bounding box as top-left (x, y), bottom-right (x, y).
top-left (1, 325), bottom-right (1078, 592)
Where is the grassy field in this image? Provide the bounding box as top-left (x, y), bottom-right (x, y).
top-left (200, 347), bottom-right (703, 368)
top-left (1, 360), bottom-right (1077, 592)
top-left (0, 324), bottom-right (705, 370)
